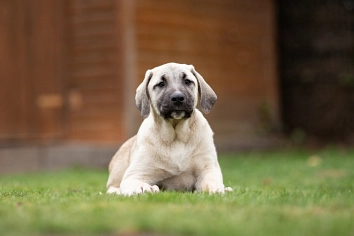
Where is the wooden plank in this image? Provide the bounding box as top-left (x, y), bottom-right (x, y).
top-left (65, 0), bottom-right (124, 143)
top-left (69, 0), bottom-right (115, 10)
top-left (0, 0), bottom-right (70, 141)
top-left (118, 0), bottom-right (138, 138)
top-left (27, 0), bottom-right (65, 138)
top-left (0, 0), bottom-right (34, 139)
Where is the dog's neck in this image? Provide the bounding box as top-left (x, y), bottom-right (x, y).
top-left (151, 110), bottom-right (196, 144)
top-left (168, 118), bottom-right (182, 129)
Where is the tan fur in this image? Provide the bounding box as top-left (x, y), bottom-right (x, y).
top-left (106, 63), bottom-right (232, 195)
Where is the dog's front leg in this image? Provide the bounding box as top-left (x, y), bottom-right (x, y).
top-left (119, 164), bottom-right (161, 196)
top-left (195, 162), bottom-right (232, 194)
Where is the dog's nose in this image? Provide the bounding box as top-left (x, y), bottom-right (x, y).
top-left (170, 92), bottom-right (185, 106)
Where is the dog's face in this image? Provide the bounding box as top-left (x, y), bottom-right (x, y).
top-left (136, 63), bottom-right (217, 119)
top-left (148, 64), bottom-right (198, 119)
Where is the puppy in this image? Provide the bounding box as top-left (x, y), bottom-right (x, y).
top-left (106, 62), bottom-right (232, 195)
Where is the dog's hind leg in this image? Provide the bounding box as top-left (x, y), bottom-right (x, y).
top-left (106, 136), bottom-right (137, 193)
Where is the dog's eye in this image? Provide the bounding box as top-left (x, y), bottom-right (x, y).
top-left (157, 82), bottom-right (165, 88)
top-left (184, 79), bottom-right (192, 85)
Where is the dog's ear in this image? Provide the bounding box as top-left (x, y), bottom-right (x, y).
top-left (135, 69), bottom-right (153, 118)
top-left (190, 65), bottom-right (217, 114)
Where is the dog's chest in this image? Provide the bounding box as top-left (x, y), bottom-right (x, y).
top-left (154, 141), bottom-right (195, 175)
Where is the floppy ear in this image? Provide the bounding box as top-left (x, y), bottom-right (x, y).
top-left (190, 65), bottom-right (217, 114)
top-left (135, 69), bottom-right (153, 118)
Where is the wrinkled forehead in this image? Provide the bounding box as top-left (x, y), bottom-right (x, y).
top-left (150, 63), bottom-right (195, 82)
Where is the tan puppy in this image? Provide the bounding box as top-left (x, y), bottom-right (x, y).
top-left (107, 62), bottom-right (232, 195)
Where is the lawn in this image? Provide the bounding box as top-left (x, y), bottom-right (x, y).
top-left (0, 148), bottom-right (353, 236)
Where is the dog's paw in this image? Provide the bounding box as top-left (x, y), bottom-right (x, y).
top-left (138, 183), bottom-right (160, 194)
top-left (209, 187), bottom-right (226, 194)
top-left (121, 182), bottom-right (160, 196)
top-left (225, 187), bottom-right (233, 192)
top-left (199, 182), bottom-right (233, 194)
top-left (209, 186), bottom-right (233, 194)
top-left (107, 186), bottom-right (122, 194)
top-left (199, 182), bottom-right (223, 194)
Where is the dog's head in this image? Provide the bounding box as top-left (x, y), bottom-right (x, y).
top-left (135, 63), bottom-right (217, 119)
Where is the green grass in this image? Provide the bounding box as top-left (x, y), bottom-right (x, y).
top-left (1, 148), bottom-right (354, 236)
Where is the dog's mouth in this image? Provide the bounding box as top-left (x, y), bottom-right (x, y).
top-left (158, 99), bottom-right (194, 120)
top-left (163, 110), bottom-right (192, 120)
top-left (170, 111), bottom-right (186, 120)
